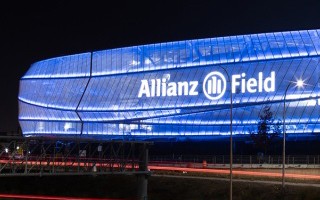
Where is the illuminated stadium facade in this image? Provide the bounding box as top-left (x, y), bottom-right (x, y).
top-left (18, 29), bottom-right (320, 140)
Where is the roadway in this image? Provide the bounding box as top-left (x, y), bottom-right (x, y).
top-left (153, 174), bottom-right (320, 188)
top-left (1, 158), bottom-right (320, 181)
top-left (0, 193), bottom-right (125, 200)
top-left (148, 165), bottom-right (320, 180)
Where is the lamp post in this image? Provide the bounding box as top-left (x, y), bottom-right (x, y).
top-left (282, 79), bottom-right (304, 189)
top-left (219, 67), bottom-right (233, 200)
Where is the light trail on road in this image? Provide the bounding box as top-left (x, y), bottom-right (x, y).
top-left (148, 165), bottom-right (320, 180)
top-left (1, 158), bottom-right (320, 180)
top-left (0, 193), bottom-right (125, 200)
top-left (153, 174), bottom-right (320, 188)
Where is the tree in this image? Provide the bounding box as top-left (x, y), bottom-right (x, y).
top-left (249, 105), bottom-right (282, 155)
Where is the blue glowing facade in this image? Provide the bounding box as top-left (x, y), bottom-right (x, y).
top-left (19, 29), bottom-right (320, 139)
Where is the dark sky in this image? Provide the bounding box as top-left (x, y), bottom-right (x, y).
top-left (1, 0), bottom-right (320, 133)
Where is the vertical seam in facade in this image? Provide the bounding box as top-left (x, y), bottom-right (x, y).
top-left (75, 52), bottom-right (93, 135)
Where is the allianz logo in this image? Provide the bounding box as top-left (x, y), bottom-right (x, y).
top-left (138, 71), bottom-right (275, 100)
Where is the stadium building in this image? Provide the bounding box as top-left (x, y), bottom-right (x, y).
top-left (18, 29), bottom-right (320, 141)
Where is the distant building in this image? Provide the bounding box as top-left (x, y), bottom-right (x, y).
top-left (18, 29), bottom-right (320, 140)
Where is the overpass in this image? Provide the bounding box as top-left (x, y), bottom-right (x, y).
top-left (0, 136), bottom-right (152, 200)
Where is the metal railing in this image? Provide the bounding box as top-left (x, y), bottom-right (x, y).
top-left (0, 136), bottom-right (152, 176)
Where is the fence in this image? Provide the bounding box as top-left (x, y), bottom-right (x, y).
top-left (0, 136), bottom-right (152, 176)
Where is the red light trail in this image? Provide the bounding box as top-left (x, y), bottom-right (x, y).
top-left (148, 165), bottom-right (320, 180)
top-left (1, 158), bottom-right (319, 180)
top-left (0, 193), bottom-right (124, 200)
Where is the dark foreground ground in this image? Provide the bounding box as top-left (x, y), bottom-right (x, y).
top-left (0, 174), bottom-right (319, 200)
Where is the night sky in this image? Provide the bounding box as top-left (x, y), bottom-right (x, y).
top-left (1, 1), bottom-right (320, 133)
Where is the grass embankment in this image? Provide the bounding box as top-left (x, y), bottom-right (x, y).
top-left (0, 173), bottom-right (319, 199)
top-left (149, 171), bottom-right (320, 200)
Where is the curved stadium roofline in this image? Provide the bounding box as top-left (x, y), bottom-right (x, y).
top-left (18, 29), bottom-right (320, 140)
top-left (22, 29), bottom-right (320, 79)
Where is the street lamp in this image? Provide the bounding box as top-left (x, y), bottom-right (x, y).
top-left (282, 79), bottom-right (304, 189)
top-left (219, 66), bottom-right (233, 200)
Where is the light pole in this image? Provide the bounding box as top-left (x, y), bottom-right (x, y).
top-left (219, 66), bottom-right (233, 200)
top-left (282, 79), bottom-right (304, 189)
